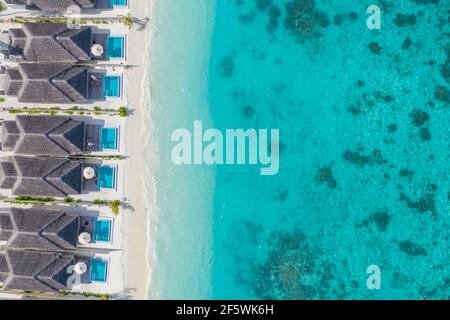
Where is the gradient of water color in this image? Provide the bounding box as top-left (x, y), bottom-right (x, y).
top-left (150, 0), bottom-right (449, 300)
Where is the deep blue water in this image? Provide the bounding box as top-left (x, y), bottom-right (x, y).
top-left (208, 0), bottom-right (449, 299)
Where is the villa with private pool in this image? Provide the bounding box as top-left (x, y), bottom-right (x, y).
top-left (0, 156), bottom-right (119, 197)
top-left (0, 63), bottom-right (124, 104)
top-left (1, 115), bottom-right (120, 157)
top-left (3, 0), bottom-right (130, 11)
top-left (3, 23), bottom-right (127, 63)
top-left (0, 207), bottom-right (118, 291)
top-left (0, 207), bottom-right (115, 250)
top-left (0, 250), bottom-right (112, 291)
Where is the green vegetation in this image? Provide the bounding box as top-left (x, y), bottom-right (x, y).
top-left (93, 199), bottom-right (109, 205)
top-left (0, 97), bottom-right (5, 103)
top-left (4, 196), bottom-right (56, 206)
top-left (59, 290), bottom-right (111, 300)
top-left (92, 199), bottom-right (121, 215)
top-left (16, 196), bottom-right (55, 202)
top-left (63, 197), bottom-right (74, 203)
top-left (111, 200), bottom-right (121, 216)
top-left (118, 107), bottom-right (127, 117)
top-left (9, 17), bottom-right (110, 25)
top-left (6, 106), bottom-right (127, 117)
top-left (69, 154), bottom-right (126, 161)
top-left (123, 14), bottom-right (133, 28)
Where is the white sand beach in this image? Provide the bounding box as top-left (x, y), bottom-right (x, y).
top-left (121, 0), bottom-right (154, 300)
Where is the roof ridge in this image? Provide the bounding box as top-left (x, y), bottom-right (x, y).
top-left (24, 23), bottom-right (77, 59)
top-left (44, 160), bottom-right (80, 196)
top-left (46, 118), bottom-right (74, 154)
top-left (48, 67), bottom-right (79, 103)
top-left (54, 29), bottom-right (80, 61)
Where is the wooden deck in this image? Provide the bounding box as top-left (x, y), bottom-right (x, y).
top-left (85, 124), bottom-right (102, 152)
top-left (82, 165), bottom-right (99, 192)
top-left (92, 33), bottom-right (108, 61)
top-left (95, 0), bottom-right (111, 9)
top-left (87, 73), bottom-right (105, 101)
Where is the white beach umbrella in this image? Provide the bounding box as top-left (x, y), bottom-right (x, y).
top-left (74, 262), bottom-right (88, 275)
top-left (78, 232), bottom-right (91, 244)
top-left (91, 44), bottom-right (104, 57)
top-left (83, 167), bottom-right (96, 180)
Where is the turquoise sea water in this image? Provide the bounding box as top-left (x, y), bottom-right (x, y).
top-left (151, 0), bottom-right (449, 299)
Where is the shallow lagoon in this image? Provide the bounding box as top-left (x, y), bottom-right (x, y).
top-left (150, 0), bottom-right (449, 299)
top-left (208, 0), bottom-right (449, 299)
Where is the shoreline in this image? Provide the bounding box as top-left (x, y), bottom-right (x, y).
top-left (121, 0), bottom-right (154, 300)
top-left (145, 0), bottom-right (217, 299)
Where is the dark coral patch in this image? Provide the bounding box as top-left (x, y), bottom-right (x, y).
top-left (434, 86), bottom-right (450, 103)
top-left (220, 56), bottom-right (235, 78)
top-left (343, 148), bottom-right (386, 167)
top-left (398, 240), bottom-right (427, 256)
top-left (239, 12), bottom-right (257, 24)
top-left (273, 189), bottom-right (289, 202)
top-left (266, 5), bottom-right (282, 33)
top-left (238, 229), bottom-right (348, 299)
top-left (356, 211), bottom-right (392, 232)
top-left (402, 37), bottom-right (413, 50)
top-left (408, 0), bottom-right (439, 4)
top-left (240, 229), bottom-right (318, 299)
top-left (317, 166), bottom-right (338, 189)
top-left (393, 14), bottom-right (417, 27)
top-left (241, 105), bottom-right (256, 120)
top-left (419, 127), bottom-right (431, 141)
top-left (426, 183), bottom-right (438, 193)
top-left (440, 64), bottom-right (450, 83)
top-left (409, 109), bottom-right (430, 127)
top-left (348, 12), bottom-right (358, 21)
top-left (347, 105), bottom-right (361, 116)
top-left (372, 211), bottom-right (391, 232)
top-left (399, 169), bottom-right (414, 178)
top-left (368, 42), bottom-right (382, 54)
top-left (400, 193), bottom-right (436, 215)
top-left (387, 124), bottom-right (397, 133)
top-left (333, 13), bottom-right (344, 26)
top-left (255, 0), bottom-right (273, 11)
top-left (284, 0), bottom-right (331, 41)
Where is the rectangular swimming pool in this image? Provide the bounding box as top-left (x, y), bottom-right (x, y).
top-left (103, 76), bottom-right (121, 98)
top-left (90, 258), bottom-right (108, 283)
top-left (107, 36), bottom-right (125, 59)
top-left (98, 166), bottom-right (117, 189)
top-left (94, 218), bottom-right (112, 243)
top-left (101, 127), bottom-right (118, 150)
top-left (110, 0), bottom-right (127, 7)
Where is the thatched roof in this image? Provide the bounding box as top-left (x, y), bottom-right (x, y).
top-left (9, 0), bottom-right (96, 11)
top-left (0, 250), bottom-right (76, 292)
top-left (9, 23), bottom-right (92, 63)
top-left (4, 63), bottom-right (88, 104)
top-left (1, 115), bottom-right (85, 156)
top-left (0, 207), bottom-right (79, 251)
top-left (0, 156), bottom-right (83, 197)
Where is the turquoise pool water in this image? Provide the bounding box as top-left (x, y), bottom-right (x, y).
top-left (94, 219), bottom-right (112, 243)
top-left (110, 0), bottom-right (127, 7)
top-left (107, 36), bottom-right (125, 59)
top-left (150, 0), bottom-right (449, 300)
top-left (101, 127), bottom-right (118, 150)
top-left (90, 259), bottom-right (108, 283)
top-left (103, 76), bottom-right (121, 98)
top-left (98, 166), bottom-right (116, 189)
